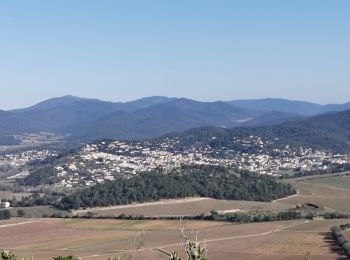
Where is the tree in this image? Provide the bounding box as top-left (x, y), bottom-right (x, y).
top-left (17, 209), bottom-right (25, 218)
top-left (0, 210), bottom-right (11, 220)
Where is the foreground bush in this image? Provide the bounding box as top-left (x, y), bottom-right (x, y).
top-left (0, 251), bottom-right (16, 260)
top-left (1, 234), bottom-right (207, 260)
top-left (331, 224), bottom-right (350, 257)
top-left (53, 256), bottom-right (78, 260)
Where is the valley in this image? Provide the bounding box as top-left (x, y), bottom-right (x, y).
top-left (1, 97), bottom-right (350, 259)
top-left (2, 1), bottom-right (350, 258)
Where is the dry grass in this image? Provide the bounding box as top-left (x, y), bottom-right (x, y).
top-left (1, 218), bottom-right (349, 260)
top-left (278, 176), bottom-right (350, 212)
top-left (302, 175), bottom-right (350, 191)
top-left (345, 230), bottom-right (350, 239)
top-left (3, 173), bottom-right (350, 259)
top-left (78, 198), bottom-right (290, 217)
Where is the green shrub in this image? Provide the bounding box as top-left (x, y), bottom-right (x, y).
top-left (16, 209), bottom-right (25, 218)
top-left (53, 256), bottom-right (78, 260)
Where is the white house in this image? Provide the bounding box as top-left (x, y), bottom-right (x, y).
top-left (0, 201), bottom-right (10, 208)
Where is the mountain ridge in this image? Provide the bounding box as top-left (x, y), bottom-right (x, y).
top-left (161, 108), bottom-right (350, 152)
top-left (1, 95), bottom-right (350, 142)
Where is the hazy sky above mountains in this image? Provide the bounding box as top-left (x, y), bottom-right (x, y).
top-left (0, 0), bottom-right (349, 109)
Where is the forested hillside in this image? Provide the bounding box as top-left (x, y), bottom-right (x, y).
top-left (2, 95), bottom-right (350, 143)
top-left (54, 165), bottom-right (295, 210)
top-left (163, 109), bottom-right (350, 152)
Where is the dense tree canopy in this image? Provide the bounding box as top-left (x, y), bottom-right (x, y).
top-left (56, 165), bottom-right (295, 210)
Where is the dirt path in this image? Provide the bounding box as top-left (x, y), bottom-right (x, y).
top-left (73, 197), bottom-right (210, 214)
top-left (272, 190), bottom-right (299, 203)
top-left (158, 220), bottom-right (310, 247)
top-left (0, 220), bottom-right (38, 229)
top-left (81, 220), bottom-right (311, 259)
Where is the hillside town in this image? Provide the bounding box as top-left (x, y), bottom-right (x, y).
top-left (47, 136), bottom-right (349, 188)
top-left (1, 136), bottom-right (349, 189)
top-left (0, 149), bottom-right (56, 166)
top-left (0, 149), bottom-right (57, 179)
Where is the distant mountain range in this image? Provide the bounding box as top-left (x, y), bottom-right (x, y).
top-left (228, 98), bottom-right (350, 116)
top-left (163, 109), bottom-right (350, 152)
top-left (1, 95), bottom-right (350, 143)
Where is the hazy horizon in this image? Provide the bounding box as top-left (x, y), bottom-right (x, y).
top-left (1, 1), bottom-right (350, 109)
top-left (1, 94), bottom-right (349, 111)
top-left (3, 94), bottom-right (350, 111)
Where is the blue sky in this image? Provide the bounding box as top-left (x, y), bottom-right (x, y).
top-left (0, 0), bottom-right (349, 109)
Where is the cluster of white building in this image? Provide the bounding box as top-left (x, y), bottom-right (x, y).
top-left (0, 201), bottom-right (10, 208)
top-left (0, 149), bottom-right (58, 179)
top-left (51, 137), bottom-right (349, 188)
top-left (0, 149), bottom-right (56, 167)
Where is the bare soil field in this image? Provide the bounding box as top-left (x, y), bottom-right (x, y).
top-left (0, 218), bottom-right (348, 260)
top-left (77, 198), bottom-right (290, 217)
top-left (345, 230), bottom-right (350, 239)
top-left (301, 175), bottom-right (350, 191)
top-left (279, 176), bottom-right (350, 212)
top-left (2, 173), bottom-right (350, 259)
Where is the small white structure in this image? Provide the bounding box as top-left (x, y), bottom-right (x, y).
top-left (0, 201), bottom-right (10, 208)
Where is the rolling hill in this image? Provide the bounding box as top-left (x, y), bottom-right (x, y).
top-left (242, 111), bottom-right (305, 127)
top-left (1, 96), bottom-right (262, 140)
top-left (1, 95), bottom-right (350, 143)
top-left (319, 102), bottom-right (350, 114)
top-left (228, 98), bottom-right (350, 116)
top-left (0, 96), bottom-right (180, 137)
top-left (162, 109), bottom-right (350, 152)
top-left (228, 98), bottom-right (322, 115)
top-left (65, 98), bottom-right (262, 140)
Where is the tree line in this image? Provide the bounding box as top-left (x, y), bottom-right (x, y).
top-left (18, 165), bottom-right (295, 210)
top-left (331, 224), bottom-right (350, 257)
top-left (56, 165), bottom-right (295, 210)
